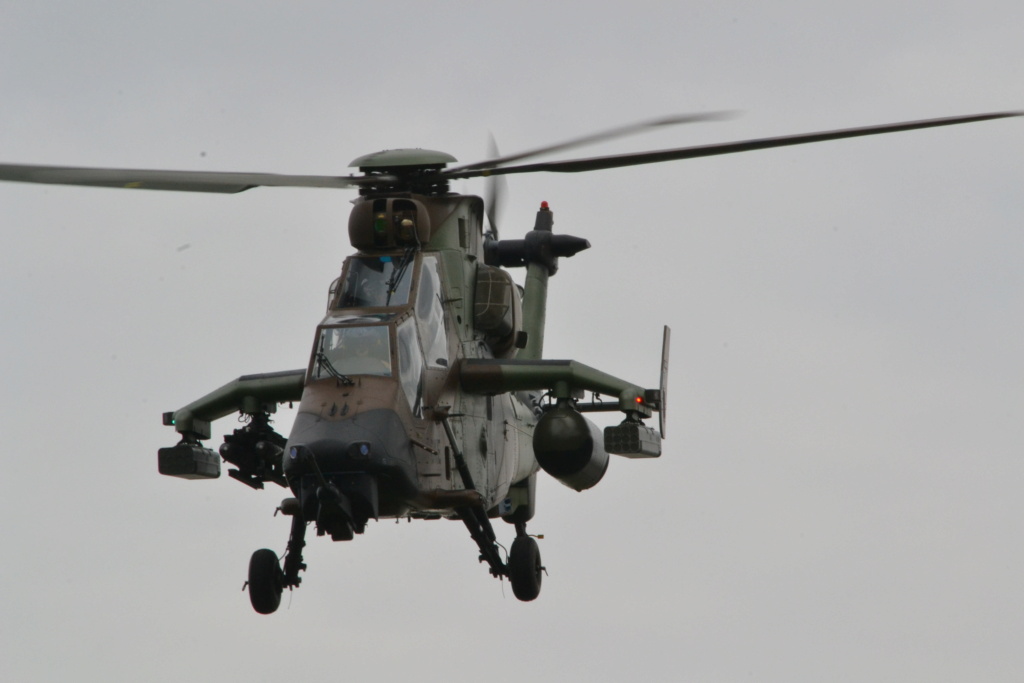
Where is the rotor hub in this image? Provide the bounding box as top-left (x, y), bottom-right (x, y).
top-left (350, 149), bottom-right (457, 196)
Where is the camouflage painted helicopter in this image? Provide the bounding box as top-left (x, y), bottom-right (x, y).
top-left (0, 110), bottom-right (1018, 613)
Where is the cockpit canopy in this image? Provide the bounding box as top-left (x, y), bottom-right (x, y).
top-left (311, 252), bottom-right (451, 419)
top-left (335, 255), bottom-right (413, 309)
top-left (312, 324), bottom-right (392, 380)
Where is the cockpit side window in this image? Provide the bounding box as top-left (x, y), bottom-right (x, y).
top-left (416, 255), bottom-right (449, 368)
top-left (312, 325), bottom-right (392, 379)
top-left (397, 319), bottom-right (424, 418)
top-left (336, 256), bottom-right (413, 309)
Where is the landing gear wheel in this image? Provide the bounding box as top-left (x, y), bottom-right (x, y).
top-left (508, 536), bottom-right (542, 601)
top-left (248, 548), bottom-right (284, 614)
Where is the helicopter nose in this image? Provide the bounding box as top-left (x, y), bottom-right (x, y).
top-left (284, 408), bottom-right (416, 475)
top-left (283, 408), bottom-right (419, 521)
top-left (286, 439), bottom-right (375, 468)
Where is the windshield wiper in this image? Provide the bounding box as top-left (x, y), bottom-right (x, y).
top-left (313, 352), bottom-right (354, 385)
top-left (385, 247), bottom-right (416, 306)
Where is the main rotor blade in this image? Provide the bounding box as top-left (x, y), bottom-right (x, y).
top-left (447, 111), bottom-right (734, 174)
top-left (448, 111), bottom-right (1022, 178)
top-left (0, 163), bottom-right (366, 193)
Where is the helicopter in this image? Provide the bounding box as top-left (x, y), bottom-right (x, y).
top-left (0, 110), bottom-right (1018, 614)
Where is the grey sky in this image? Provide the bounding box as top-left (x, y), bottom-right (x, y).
top-left (2, 2), bottom-right (1022, 681)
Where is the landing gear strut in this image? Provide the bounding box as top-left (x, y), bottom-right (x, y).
top-left (459, 509), bottom-right (544, 602)
top-left (443, 416), bottom-right (544, 601)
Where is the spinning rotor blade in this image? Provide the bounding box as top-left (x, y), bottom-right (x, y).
top-left (448, 111), bottom-right (734, 174)
top-left (0, 163), bottom-right (368, 194)
top-left (484, 134), bottom-right (508, 239)
top-left (659, 325), bottom-right (670, 439)
top-left (448, 111), bottom-right (1022, 178)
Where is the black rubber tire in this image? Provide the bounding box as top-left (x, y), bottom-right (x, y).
top-left (508, 536), bottom-right (542, 602)
top-left (248, 548), bottom-right (284, 615)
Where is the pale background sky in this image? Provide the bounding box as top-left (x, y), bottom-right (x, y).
top-left (2, 2), bottom-right (1022, 681)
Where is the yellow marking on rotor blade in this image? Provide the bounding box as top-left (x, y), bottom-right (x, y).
top-left (124, 181), bottom-right (143, 188)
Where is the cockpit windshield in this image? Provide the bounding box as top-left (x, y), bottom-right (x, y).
top-left (336, 256), bottom-right (413, 309)
top-left (312, 325), bottom-right (392, 379)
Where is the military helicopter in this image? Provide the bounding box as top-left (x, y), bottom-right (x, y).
top-left (0, 110), bottom-right (1018, 614)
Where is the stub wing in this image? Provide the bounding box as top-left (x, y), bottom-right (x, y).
top-left (158, 370), bottom-right (305, 484)
top-left (163, 369), bottom-right (306, 439)
top-left (460, 358), bottom-right (663, 458)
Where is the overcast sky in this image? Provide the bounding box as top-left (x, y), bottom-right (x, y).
top-left (2, 2), bottom-right (1023, 681)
